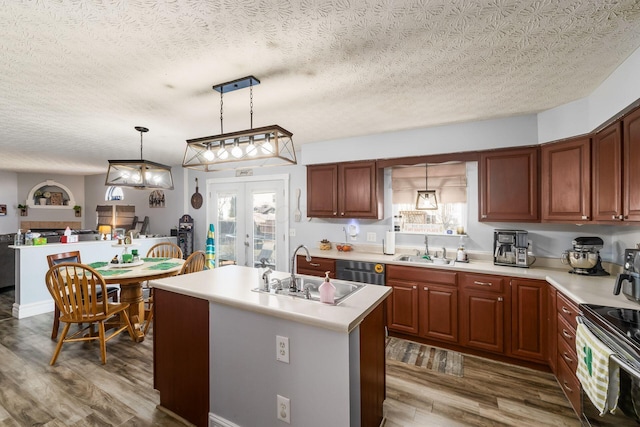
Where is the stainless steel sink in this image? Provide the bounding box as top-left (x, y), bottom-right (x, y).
top-left (393, 254), bottom-right (453, 265)
top-left (253, 275), bottom-right (365, 305)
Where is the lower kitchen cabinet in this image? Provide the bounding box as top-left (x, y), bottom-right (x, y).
top-left (296, 255), bottom-right (336, 278)
top-left (459, 273), bottom-right (507, 354)
top-left (510, 278), bottom-right (548, 362)
top-left (418, 283), bottom-right (458, 343)
top-left (386, 280), bottom-right (419, 335)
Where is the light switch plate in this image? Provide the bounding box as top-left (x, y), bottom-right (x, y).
top-left (367, 232), bottom-right (376, 242)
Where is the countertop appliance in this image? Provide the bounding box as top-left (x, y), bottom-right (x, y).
top-left (493, 229), bottom-right (529, 268)
top-left (561, 237), bottom-right (609, 276)
top-left (579, 305), bottom-right (640, 425)
top-left (614, 249), bottom-right (640, 302)
top-left (335, 259), bottom-right (385, 285)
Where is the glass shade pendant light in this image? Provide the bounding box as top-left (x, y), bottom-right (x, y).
top-left (416, 163), bottom-right (438, 210)
top-left (183, 76), bottom-right (296, 171)
top-left (106, 127), bottom-right (174, 190)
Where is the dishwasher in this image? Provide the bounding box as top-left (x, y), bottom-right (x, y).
top-left (335, 259), bottom-right (385, 285)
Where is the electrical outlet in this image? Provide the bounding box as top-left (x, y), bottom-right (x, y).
top-left (276, 335), bottom-right (289, 363)
top-left (367, 232), bottom-right (376, 242)
top-left (289, 228), bottom-right (296, 237)
top-left (277, 395), bottom-right (290, 423)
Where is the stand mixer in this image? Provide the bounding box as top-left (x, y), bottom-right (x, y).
top-left (561, 236), bottom-right (609, 276)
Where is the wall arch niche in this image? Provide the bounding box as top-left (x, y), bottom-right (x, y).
top-left (26, 180), bottom-right (77, 209)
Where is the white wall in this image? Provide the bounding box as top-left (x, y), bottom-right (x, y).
top-left (0, 170), bottom-right (19, 234)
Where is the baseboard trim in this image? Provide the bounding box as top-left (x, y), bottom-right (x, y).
top-left (12, 300), bottom-right (53, 319)
top-left (209, 413), bottom-right (241, 427)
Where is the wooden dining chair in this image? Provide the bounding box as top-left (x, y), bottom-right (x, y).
top-left (45, 262), bottom-right (136, 365)
top-left (142, 242), bottom-right (184, 334)
top-left (143, 250), bottom-right (205, 335)
top-left (47, 251), bottom-right (119, 340)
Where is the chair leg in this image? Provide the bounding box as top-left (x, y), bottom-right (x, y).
top-left (51, 306), bottom-right (60, 340)
top-left (50, 323), bottom-right (70, 365)
top-left (98, 321), bottom-right (107, 365)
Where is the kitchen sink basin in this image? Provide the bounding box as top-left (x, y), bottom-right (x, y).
top-left (393, 254), bottom-right (453, 265)
top-left (253, 275), bottom-right (365, 305)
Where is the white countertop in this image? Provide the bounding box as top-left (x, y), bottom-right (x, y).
top-left (150, 265), bottom-right (391, 334)
top-left (308, 248), bottom-right (640, 311)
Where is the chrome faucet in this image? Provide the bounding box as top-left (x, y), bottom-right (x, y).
top-left (442, 247), bottom-right (447, 259)
top-left (290, 244), bottom-right (311, 292)
top-left (424, 235), bottom-right (430, 258)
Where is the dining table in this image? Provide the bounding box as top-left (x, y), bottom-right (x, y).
top-left (88, 257), bottom-right (185, 342)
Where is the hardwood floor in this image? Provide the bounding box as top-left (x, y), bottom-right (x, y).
top-left (0, 291), bottom-right (581, 426)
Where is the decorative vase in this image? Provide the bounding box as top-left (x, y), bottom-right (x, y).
top-left (39, 198), bottom-right (47, 205)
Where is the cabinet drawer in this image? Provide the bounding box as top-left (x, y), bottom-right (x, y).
top-left (556, 356), bottom-right (581, 415)
top-left (557, 292), bottom-right (580, 329)
top-left (387, 265), bottom-right (457, 285)
top-left (557, 313), bottom-right (576, 349)
top-left (460, 273), bottom-right (504, 293)
top-left (297, 255), bottom-right (336, 274)
top-left (557, 333), bottom-right (578, 374)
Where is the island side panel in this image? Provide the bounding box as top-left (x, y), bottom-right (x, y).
top-left (358, 301), bottom-right (386, 427)
top-left (154, 288), bottom-right (209, 427)
top-left (209, 302), bottom-right (352, 427)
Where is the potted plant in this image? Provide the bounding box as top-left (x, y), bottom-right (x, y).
top-left (17, 204), bottom-right (27, 216)
top-left (73, 205), bottom-right (81, 217)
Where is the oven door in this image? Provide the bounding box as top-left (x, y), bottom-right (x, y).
top-left (579, 317), bottom-right (640, 426)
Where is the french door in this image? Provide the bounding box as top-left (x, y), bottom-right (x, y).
top-left (207, 176), bottom-right (288, 271)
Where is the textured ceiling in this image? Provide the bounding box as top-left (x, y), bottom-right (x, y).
top-left (2, 0), bottom-right (640, 175)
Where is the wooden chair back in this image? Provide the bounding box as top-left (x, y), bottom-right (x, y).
top-left (180, 251), bottom-right (206, 275)
top-left (146, 242), bottom-right (183, 259)
top-left (45, 262), bottom-right (110, 321)
top-left (47, 251), bottom-right (81, 268)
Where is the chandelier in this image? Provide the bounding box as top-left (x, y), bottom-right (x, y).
top-left (105, 127), bottom-right (174, 190)
top-left (182, 76), bottom-right (296, 171)
top-left (416, 163), bottom-right (438, 210)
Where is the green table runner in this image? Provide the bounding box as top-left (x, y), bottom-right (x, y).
top-left (145, 262), bottom-right (181, 271)
top-left (88, 262), bottom-right (108, 269)
top-left (141, 257), bottom-right (171, 262)
top-left (96, 269), bottom-right (132, 276)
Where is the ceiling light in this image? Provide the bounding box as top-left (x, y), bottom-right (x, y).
top-left (105, 127), bottom-right (174, 190)
top-left (416, 163), bottom-right (438, 210)
top-left (182, 76), bottom-right (296, 171)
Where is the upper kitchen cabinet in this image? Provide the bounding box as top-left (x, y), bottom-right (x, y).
top-left (541, 136), bottom-right (591, 222)
top-left (592, 122), bottom-right (623, 222)
top-left (623, 107), bottom-right (640, 221)
top-left (479, 146), bottom-right (539, 222)
top-left (307, 160), bottom-right (383, 219)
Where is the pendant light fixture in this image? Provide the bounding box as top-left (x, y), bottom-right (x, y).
top-left (105, 127), bottom-right (174, 190)
top-left (416, 163), bottom-right (438, 210)
top-left (182, 76), bottom-right (296, 171)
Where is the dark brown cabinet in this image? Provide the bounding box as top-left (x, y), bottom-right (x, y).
top-left (307, 160), bottom-right (383, 219)
top-left (623, 107), bottom-right (640, 221)
top-left (541, 136), bottom-right (591, 222)
top-left (296, 255), bottom-right (336, 278)
top-left (509, 278), bottom-right (547, 362)
top-left (479, 146), bottom-right (539, 222)
top-left (459, 273), bottom-right (507, 354)
top-left (418, 283), bottom-right (458, 343)
top-left (386, 280), bottom-right (419, 334)
top-left (555, 292), bottom-right (581, 415)
top-left (592, 122), bottom-right (623, 221)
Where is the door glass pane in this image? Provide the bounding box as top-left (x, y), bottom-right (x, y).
top-left (252, 191), bottom-right (276, 269)
top-left (217, 192), bottom-right (237, 266)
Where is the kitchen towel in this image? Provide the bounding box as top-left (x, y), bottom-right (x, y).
top-left (576, 322), bottom-right (620, 415)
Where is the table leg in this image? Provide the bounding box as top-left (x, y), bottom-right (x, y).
top-left (119, 282), bottom-right (145, 342)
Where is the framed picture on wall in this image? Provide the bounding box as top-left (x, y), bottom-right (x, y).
top-left (50, 192), bottom-right (63, 205)
top-left (0, 205), bottom-right (6, 216)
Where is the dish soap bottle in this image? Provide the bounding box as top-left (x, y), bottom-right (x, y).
top-left (456, 237), bottom-right (468, 262)
top-left (319, 271), bottom-right (336, 304)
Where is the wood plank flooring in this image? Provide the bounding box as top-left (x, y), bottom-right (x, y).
top-left (0, 291), bottom-right (581, 426)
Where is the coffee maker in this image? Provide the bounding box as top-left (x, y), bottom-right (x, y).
top-left (493, 229), bottom-right (529, 268)
top-left (560, 236), bottom-right (609, 276)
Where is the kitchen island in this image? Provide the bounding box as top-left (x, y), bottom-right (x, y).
top-left (149, 265), bottom-right (391, 427)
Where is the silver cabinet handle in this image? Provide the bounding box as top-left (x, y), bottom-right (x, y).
top-left (474, 281), bottom-right (492, 286)
top-left (562, 329), bottom-right (573, 339)
top-left (562, 352), bottom-right (573, 363)
top-left (561, 306), bottom-right (572, 315)
top-left (481, 214), bottom-right (487, 219)
top-left (498, 297), bottom-right (503, 302)
top-left (412, 285), bottom-right (417, 289)
top-left (423, 287), bottom-right (428, 291)
top-left (581, 215), bottom-right (588, 220)
top-left (309, 263), bottom-right (320, 267)
top-left (333, 212), bottom-right (337, 215)
top-left (563, 381), bottom-right (573, 393)
top-left (340, 212), bottom-right (345, 216)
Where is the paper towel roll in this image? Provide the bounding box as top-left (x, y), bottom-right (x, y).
top-left (384, 231), bottom-right (395, 255)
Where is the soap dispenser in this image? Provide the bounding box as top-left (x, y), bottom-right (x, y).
top-left (319, 271), bottom-right (336, 304)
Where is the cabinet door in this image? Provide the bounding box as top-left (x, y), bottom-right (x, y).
top-left (510, 279), bottom-right (547, 362)
top-left (592, 122), bottom-right (623, 221)
top-left (541, 136), bottom-right (591, 222)
top-left (386, 281), bottom-right (418, 335)
top-left (479, 147), bottom-right (539, 222)
top-left (418, 284), bottom-right (458, 343)
top-left (307, 164), bottom-right (338, 217)
top-left (547, 285), bottom-right (558, 374)
top-left (338, 161), bottom-right (380, 218)
top-left (461, 290), bottom-right (505, 353)
top-left (624, 107), bottom-right (640, 221)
